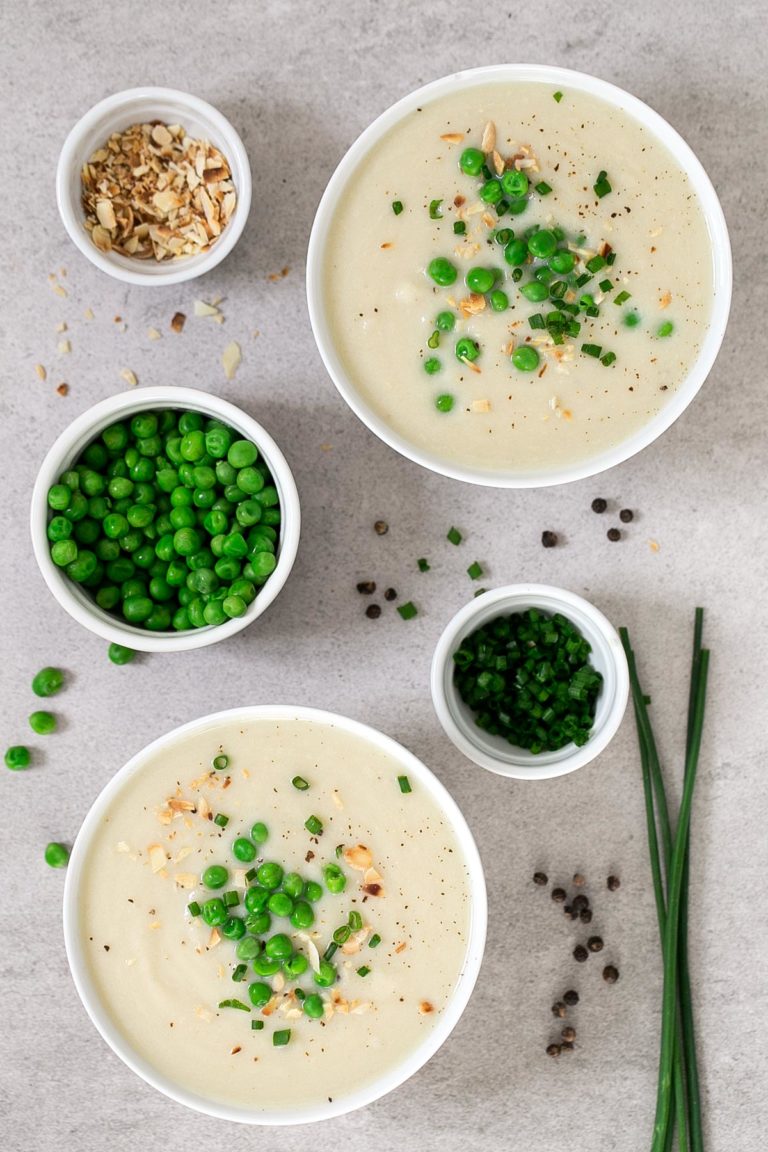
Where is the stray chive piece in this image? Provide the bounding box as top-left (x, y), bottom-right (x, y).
top-left (397, 602), bottom-right (418, 620)
top-left (467, 561), bottom-right (484, 580)
top-left (658, 321), bottom-right (675, 338)
top-left (429, 199), bottom-right (443, 220)
top-left (392, 200), bottom-right (403, 216)
top-left (232, 963), bottom-right (247, 982)
top-left (369, 933), bottom-right (382, 948)
top-left (582, 343), bottom-right (603, 358)
top-left (188, 901), bottom-right (202, 917)
top-left (447, 526), bottom-right (462, 546)
top-left (535, 181), bottom-right (553, 196)
top-left (599, 279), bottom-right (613, 292)
top-left (553, 91), bottom-right (564, 103)
top-left (218, 999), bottom-right (250, 1012)
top-left (335, 843), bottom-right (344, 858)
top-left (593, 169), bottom-right (612, 198)
top-left (245, 867), bottom-right (258, 882)
top-left (213, 813), bottom-right (229, 828)
top-left (212, 754), bottom-right (229, 771)
top-left (453, 220), bottom-right (466, 235)
top-left (44, 842), bottom-right (69, 869)
top-left (614, 290), bottom-right (631, 306)
top-left (349, 910), bottom-right (363, 931)
top-left (273, 1029), bottom-right (291, 1047)
top-left (417, 558), bottom-right (430, 572)
top-left (323, 942), bottom-right (338, 961)
top-left (357, 965), bottom-right (371, 977)
top-left (292, 775), bottom-right (310, 791)
top-left (398, 775), bottom-right (412, 794)
top-left (305, 815), bottom-right (323, 836)
top-left (251, 1019), bottom-right (264, 1030)
top-left (427, 329), bottom-right (440, 350)
top-left (223, 890), bottom-right (239, 907)
top-left (601, 351), bottom-right (617, 367)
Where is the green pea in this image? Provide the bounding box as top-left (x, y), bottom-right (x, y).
top-left (221, 915), bottom-right (246, 940)
top-left (248, 552), bottom-right (276, 581)
top-left (427, 257), bottom-right (458, 286)
top-left (435, 310), bottom-right (455, 332)
top-left (30, 671), bottom-right (65, 701)
top-left (455, 337), bottom-right (480, 363)
top-left (178, 411), bottom-right (203, 434)
top-left (465, 267), bottom-right (496, 294)
top-left (66, 550), bottom-right (97, 583)
top-left (214, 557), bottom-right (241, 583)
top-left (511, 345), bottom-right (541, 372)
top-left (215, 460), bottom-right (237, 486)
top-left (203, 509), bottom-right (228, 536)
top-left (303, 881), bottom-right (323, 903)
top-left (126, 504), bottom-right (154, 529)
top-left (244, 886), bottom-right (270, 914)
top-left (489, 290), bottom-right (509, 312)
top-left (203, 864), bottom-right (229, 889)
top-left (96, 586), bottom-right (121, 611)
top-left (83, 441), bottom-right (108, 469)
top-left (5, 745), bottom-right (31, 770)
top-left (29, 711), bottom-right (56, 735)
top-left (108, 476), bottom-right (134, 501)
top-left (236, 466), bottom-right (265, 495)
top-left (80, 470), bottom-right (105, 497)
top-left (47, 484), bottom-right (72, 512)
top-left (165, 560), bottom-right (187, 587)
top-left (507, 198), bottom-right (528, 216)
top-left (102, 513), bottom-right (128, 539)
top-left (322, 863), bottom-right (346, 894)
top-left (459, 147), bottom-right (484, 175)
top-left (129, 457), bottom-right (155, 483)
top-left (44, 842), bottom-right (70, 869)
top-left (180, 431), bottom-right (205, 462)
top-left (235, 500), bottom-right (263, 527)
top-left (261, 508), bottom-right (281, 526)
top-left (202, 897), bottom-right (227, 926)
top-left (245, 911), bottom-right (272, 935)
top-left (248, 981), bottom-right (272, 1008)
top-left (232, 837), bottom-right (257, 863)
top-left (549, 249), bottom-right (576, 274)
top-left (520, 281), bottom-right (550, 303)
top-left (267, 892), bottom-right (294, 918)
top-left (205, 427), bottom-right (233, 458)
top-left (130, 413), bottom-right (158, 439)
top-left (108, 643), bottom-right (135, 665)
top-left (227, 440), bottom-right (258, 469)
top-left (303, 992), bottom-right (325, 1019)
top-left (230, 579), bottom-right (256, 605)
top-left (223, 595), bottom-right (247, 619)
top-left (222, 532), bottom-right (248, 559)
top-left (480, 178), bottom-right (504, 204)
top-left (313, 960), bottom-right (337, 988)
top-left (253, 954), bottom-right (282, 977)
top-left (170, 506), bottom-right (196, 531)
top-left (501, 170), bottom-right (529, 199)
top-left (283, 953), bottom-right (308, 979)
top-left (290, 900), bottom-right (314, 929)
top-left (256, 862), bottom-right (283, 890)
top-left (187, 598), bottom-right (207, 628)
top-left (203, 600), bottom-right (227, 627)
top-left (173, 527), bottom-right (201, 557)
top-left (235, 936), bottom-right (262, 961)
top-left (145, 605), bottom-right (171, 631)
top-left (47, 516), bottom-right (73, 543)
top-left (51, 539), bottom-right (78, 567)
top-left (282, 872), bottom-right (303, 900)
top-left (250, 821), bottom-right (269, 844)
top-left (122, 595), bottom-right (153, 623)
top-left (102, 423), bottom-right (129, 453)
top-left (527, 229), bottom-right (557, 259)
top-left (186, 568), bottom-right (218, 597)
top-left (504, 238), bottom-right (528, 266)
top-left (435, 394), bottom-right (454, 413)
top-left (88, 497), bottom-right (111, 521)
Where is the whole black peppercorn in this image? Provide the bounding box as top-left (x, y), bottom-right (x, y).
top-left (573, 945), bottom-right (589, 963)
top-left (561, 1026), bottom-right (576, 1042)
top-left (563, 990), bottom-right (579, 1006)
top-left (588, 936), bottom-right (604, 953)
top-left (607, 527), bottom-right (621, 542)
top-left (383, 588), bottom-right (397, 601)
top-left (619, 508), bottom-right (634, 523)
top-left (365, 604), bottom-right (382, 620)
top-left (572, 894), bottom-right (589, 912)
top-left (551, 887), bottom-right (567, 904)
top-left (374, 520), bottom-right (388, 536)
top-left (591, 497), bottom-right (607, 513)
top-left (603, 965), bottom-right (620, 984)
top-left (607, 875), bottom-right (621, 891)
top-left (356, 580), bottom-right (376, 595)
top-left (533, 871), bottom-right (548, 886)
top-left (579, 908), bottom-right (593, 924)
top-left (563, 905), bottom-right (578, 920)
top-left (572, 873), bottom-right (585, 887)
top-left (541, 530), bottom-right (558, 548)
top-left (546, 1043), bottom-right (561, 1058)
top-left (551, 1001), bottom-right (567, 1019)
top-left (560, 1040), bottom-right (575, 1052)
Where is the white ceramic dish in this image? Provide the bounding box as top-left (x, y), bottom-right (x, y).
top-left (30, 387), bottom-right (300, 653)
top-left (306, 63), bottom-right (732, 488)
top-left (56, 87), bottom-right (251, 285)
top-left (62, 705), bottom-right (488, 1124)
top-left (431, 584), bottom-right (629, 779)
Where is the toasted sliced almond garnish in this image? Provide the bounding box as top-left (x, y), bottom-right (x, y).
top-left (194, 299), bottom-right (220, 317)
top-left (197, 794), bottom-right (211, 821)
top-left (222, 341), bottom-right (241, 380)
top-left (208, 927), bottom-right (221, 949)
top-left (331, 789), bottom-right (343, 810)
top-left (58, 340), bottom-right (71, 355)
top-left (116, 841), bottom-right (131, 853)
top-left (272, 972), bottom-right (285, 993)
top-left (148, 920), bottom-right (161, 931)
top-left (34, 364), bottom-right (46, 381)
top-left (459, 357), bottom-right (482, 375)
top-left (459, 293), bottom-right (486, 317)
top-left (649, 539), bottom-right (661, 553)
top-left (120, 368), bottom-right (138, 387)
top-left (659, 291), bottom-right (672, 309)
top-left (471, 399), bottom-right (492, 413)
top-left (296, 932), bottom-right (321, 973)
top-left (147, 327), bottom-right (162, 341)
top-left (195, 1005), bottom-right (213, 1022)
top-left (341, 927), bottom-right (370, 955)
top-left (174, 873), bottom-right (197, 889)
top-left (440, 132), bottom-right (464, 144)
top-left (454, 243), bottom-right (482, 260)
top-left (394, 941), bottom-right (408, 954)
top-left (168, 797), bottom-right (196, 813)
top-left (233, 868), bottom-right (248, 888)
top-left (419, 1000), bottom-right (435, 1015)
top-left (481, 121), bottom-right (496, 153)
top-left (170, 311), bottom-right (186, 333)
top-left (148, 844), bottom-right (166, 873)
top-left (343, 843), bottom-right (373, 871)
top-left (492, 149), bottom-right (504, 176)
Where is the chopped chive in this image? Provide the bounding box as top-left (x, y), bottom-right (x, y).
top-left (323, 942), bottom-right (338, 961)
top-left (398, 775), bottom-right (412, 794)
top-left (429, 199), bottom-right (443, 220)
top-left (453, 220), bottom-right (466, 235)
top-left (535, 181), bottom-right (553, 196)
top-left (606, 252), bottom-right (617, 266)
top-left (369, 933), bottom-right (382, 948)
top-left (553, 91), bottom-right (563, 103)
top-left (305, 815), bottom-right (323, 836)
top-left (586, 255), bottom-right (606, 273)
top-left (392, 200), bottom-right (403, 215)
top-left (467, 561), bottom-right (484, 580)
top-left (474, 588), bottom-right (488, 598)
top-left (292, 775), bottom-right (309, 791)
top-left (614, 290), bottom-right (631, 305)
top-left (251, 1019), bottom-right (264, 1030)
top-left (357, 965), bottom-right (371, 977)
top-left (427, 329), bottom-right (440, 350)
top-left (335, 843), bottom-right (344, 858)
top-left (245, 867), bottom-right (258, 883)
top-left (218, 998), bottom-right (250, 1012)
top-left (212, 754), bottom-right (229, 771)
top-left (417, 558), bottom-right (430, 572)
top-left (584, 306), bottom-right (600, 318)
top-left (273, 1029), bottom-right (291, 1047)
top-left (349, 910), bottom-right (363, 931)
top-left (223, 890), bottom-right (239, 908)
top-left (575, 272), bottom-right (592, 288)
top-left (601, 351), bottom-right (617, 366)
top-left (593, 170), bottom-right (612, 198)
top-left (624, 311), bottom-right (641, 328)
top-left (529, 313), bottom-right (546, 330)
top-left (397, 602), bottom-right (418, 620)
top-left (447, 526), bottom-right (462, 546)
top-left (566, 320), bottom-right (582, 337)
top-left (658, 321), bottom-right (675, 337)
top-left (187, 901), bottom-right (201, 917)
top-left (582, 343), bottom-right (603, 358)
top-left (575, 233), bottom-right (587, 246)
top-left (333, 924), bottom-right (351, 945)
top-left (294, 988), bottom-right (306, 1001)
top-left (232, 963), bottom-right (248, 982)
top-left (599, 279), bottom-right (614, 292)
top-left (213, 813), bottom-right (229, 828)
top-left (512, 267), bottom-right (523, 283)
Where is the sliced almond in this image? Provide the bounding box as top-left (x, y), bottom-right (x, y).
top-left (168, 797), bottom-right (195, 813)
top-left (120, 368), bottom-right (138, 387)
top-left (471, 399), bottom-right (492, 413)
top-left (492, 149), bottom-right (504, 176)
top-left (207, 927), bottom-right (221, 949)
top-left (193, 299), bottom-right (220, 317)
top-left (440, 132), bottom-right (464, 144)
top-left (222, 341), bottom-right (241, 380)
top-left (174, 872), bottom-right (197, 889)
top-left (481, 121), bottom-right (496, 153)
top-left (148, 844), bottom-right (166, 873)
top-left (34, 364), bottom-right (46, 381)
top-left (343, 843), bottom-right (372, 871)
top-left (419, 1000), bottom-right (435, 1015)
top-left (659, 291), bottom-right (672, 309)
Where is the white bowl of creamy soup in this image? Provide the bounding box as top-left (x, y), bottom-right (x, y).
top-left (307, 65), bottom-right (731, 487)
top-left (63, 707), bottom-right (487, 1124)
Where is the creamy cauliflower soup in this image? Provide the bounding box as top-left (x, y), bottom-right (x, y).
top-left (322, 82), bottom-right (716, 475)
top-left (78, 716), bottom-right (474, 1115)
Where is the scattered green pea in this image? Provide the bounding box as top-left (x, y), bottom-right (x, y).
top-left (108, 643), bottom-right (135, 665)
top-left (5, 745), bottom-right (31, 771)
top-left (44, 842), bottom-right (70, 869)
top-left (29, 711), bottom-right (56, 735)
top-left (32, 667), bottom-right (64, 698)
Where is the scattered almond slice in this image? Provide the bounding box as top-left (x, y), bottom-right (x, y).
top-left (120, 368), bottom-right (138, 387)
top-left (197, 794), bottom-right (211, 821)
top-left (168, 797), bottom-right (196, 813)
top-left (147, 327), bottom-right (162, 341)
top-left (350, 1001), bottom-right (373, 1015)
top-left (459, 356), bottom-right (482, 375)
top-left (343, 844), bottom-right (373, 871)
top-left (222, 341), bottom-right (241, 380)
top-left (459, 293), bottom-right (486, 317)
top-left (440, 132), bottom-right (464, 144)
top-left (195, 1006), bottom-right (213, 1022)
top-left (296, 932), bottom-right (320, 973)
top-left (659, 291), bottom-right (672, 309)
top-left (148, 921), bottom-right (161, 931)
top-left (34, 364), bottom-right (46, 381)
top-left (58, 340), bottom-right (71, 355)
top-left (83, 308), bottom-right (94, 321)
top-left (55, 321), bottom-right (67, 333)
top-left (207, 927), bottom-right (221, 949)
top-left (481, 121), bottom-right (496, 153)
top-left (233, 868), bottom-right (248, 888)
top-left (492, 149), bottom-right (504, 176)
top-left (148, 844), bottom-right (166, 873)
top-left (471, 399), bottom-right (491, 413)
top-left (116, 841), bottom-right (131, 853)
top-left (170, 311), bottom-right (186, 333)
top-left (174, 873), bottom-right (197, 889)
top-left (193, 299), bottom-right (220, 318)
top-left (649, 539), bottom-right (661, 553)
top-left (419, 1001), bottom-right (435, 1015)
top-left (341, 927), bottom-right (371, 956)
top-left (331, 789), bottom-right (343, 810)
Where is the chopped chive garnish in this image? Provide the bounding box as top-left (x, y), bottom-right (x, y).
top-left (453, 220), bottom-right (466, 235)
top-left (397, 602), bottom-right (418, 620)
top-left (447, 526), bottom-right (462, 546)
top-left (292, 775), bottom-right (309, 791)
top-left (349, 910), bottom-right (363, 931)
top-left (582, 343), bottom-right (603, 358)
top-left (392, 200), bottom-right (403, 215)
top-left (586, 255), bottom-right (606, 273)
top-left (474, 588), bottom-right (488, 597)
top-left (584, 306), bottom-right (600, 318)
top-left (593, 170), bottom-right (612, 198)
top-left (335, 843), bottom-right (344, 858)
top-left (427, 329), bottom-right (440, 350)
top-left (606, 252), bottom-right (617, 266)
top-left (658, 321), bottom-right (675, 337)
top-left (357, 966), bottom-right (371, 978)
top-left (273, 1029), bottom-right (291, 1047)
top-left (599, 279), bottom-right (614, 292)
top-left (213, 813), bottom-right (229, 828)
top-left (218, 998), bottom-right (250, 1012)
top-left (323, 942), bottom-right (338, 961)
top-left (575, 233), bottom-right (587, 246)
top-left (529, 313), bottom-right (546, 330)
top-left (601, 351), bottom-right (617, 366)
top-left (232, 963), bottom-right (248, 982)
top-left (553, 91), bottom-right (563, 103)
top-left (567, 320), bottom-right (582, 337)
top-left (251, 1019), bottom-right (264, 1030)
top-left (417, 558), bottom-right (430, 572)
top-left (212, 754), bottom-right (229, 771)
top-left (467, 561), bottom-right (484, 580)
top-left (305, 815), bottom-right (323, 836)
top-left (512, 267), bottom-right (523, 283)
top-left (624, 311), bottom-right (641, 328)
top-left (333, 924), bottom-right (351, 945)
top-left (614, 290), bottom-right (631, 305)
top-left (575, 272), bottom-right (592, 287)
top-left (429, 199), bottom-right (443, 220)
top-left (223, 890), bottom-right (239, 908)
top-left (369, 933), bottom-right (382, 948)
top-left (245, 867), bottom-right (258, 883)
top-left (294, 988), bottom-right (306, 1001)
top-left (535, 181), bottom-right (553, 196)
top-left (187, 901), bottom-right (201, 917)
top-left (398, 775), bottom-right (412, 794)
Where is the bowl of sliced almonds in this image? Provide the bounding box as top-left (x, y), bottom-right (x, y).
top-left (56, 87), bottom-right (251, 285)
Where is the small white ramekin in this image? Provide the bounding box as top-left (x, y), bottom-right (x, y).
top-left (306, 64), bottom-right (732, 488)
top-left (30, 387), bottom-right (300, 653)
top-left (62, 705), bottom-right (487, 1125)
top-left (431, 584), bottom-right (629, 780)
top-left (56, 87), bottom-right (251, 285)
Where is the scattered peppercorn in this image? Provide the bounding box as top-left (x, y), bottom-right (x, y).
top-left (573, 945), bottom-right (589, 963)
top-left (546, 1043), bottom-right (561, 1058)
top-left (607, 875), bottom-right (621, 891)
top-left (603, 965), bottom-right (619, 983)
top-left (374, 520), bottom-right (388, 535)
top-left (551, 1001), bottom-right (567, 1019)
top-left (541, 530), bottom-right (558, 548)
top-left (572, 873), bottom-right (585, 887)
top-left (356, 581), bottom-right (376, 595)
top-left (551, 887), bottom-right (567, 903)
top-left (619, 508), bottom-right (634, 523)
top-left (365, 604), bottom-right (381, 620)
top-left (579, 908), bottom-right (593, 924)
top-left (561, 1026), bottom-right (576, 1042)
top-left (607, 528), bottom-right (621, 542)
top-left (572, 894), bottom-right (589, 912)
top-left (564, 905), bottom-right (578, 920)
top-left (591, 498), bottom-right (607, 513)
top-left (588, 936), bottom-right (604, 953)
top-left (384, 588), bottom-right (397, 601)
top-left (533, 871), bottom-right (548, 886)
top-left (560, 1040), bottom-right (575, 1052)
top-left (563, 990), bottom-right (579, 1006)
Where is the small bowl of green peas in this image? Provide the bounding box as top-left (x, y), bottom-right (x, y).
top-left (30, 387), bottom-right (300, 652)
top-left (431, 584), bottom-right (629, 780)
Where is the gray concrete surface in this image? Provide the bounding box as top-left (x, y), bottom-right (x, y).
top-left (1, 2), bottom-right (765, 1150)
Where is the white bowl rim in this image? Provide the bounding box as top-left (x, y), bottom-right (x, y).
top-left (306, 63), bottom-right (732, 488)
top-left (29, 386), bottom-right (300, 652)
top-left (62, 704), bottom-right (488, 1125)
top-left (56, 86), bottom-right (252, 286)
top-left (430, 583), bottom-right (629, 779)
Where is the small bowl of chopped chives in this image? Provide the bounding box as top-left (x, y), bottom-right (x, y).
top-left (56, 87), bottom-right (251, 285)
top-left (430, 584), bottom-right (628, 779)
top-left (30, 386), bottom-right (300, 653)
